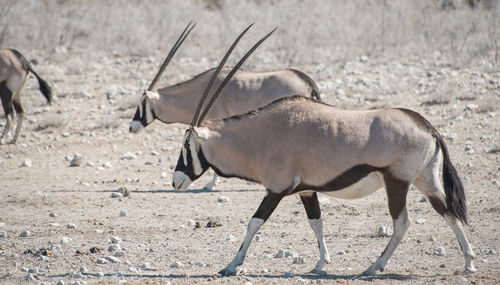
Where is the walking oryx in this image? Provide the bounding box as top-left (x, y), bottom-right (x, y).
top-left (170, 26), bottom-right (476, 276)
top-left (0, 49), bottom-right (52, 144)
top-left (130, 22), bottom-right (320, 190)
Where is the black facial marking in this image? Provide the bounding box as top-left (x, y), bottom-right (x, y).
top-left (174, 143), bottom-right (210, 181)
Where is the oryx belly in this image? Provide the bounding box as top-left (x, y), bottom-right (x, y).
top-left (321, 172), bottom-right (384, 199)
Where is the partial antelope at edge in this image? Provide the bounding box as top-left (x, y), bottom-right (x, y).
top-left (171, 25), bottom-right (476, 277)
top-left (0, 49), bottom-right (52, 144)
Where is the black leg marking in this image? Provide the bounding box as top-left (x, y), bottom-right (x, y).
top-left (300, 192), bottom-right (321, 220)
top-left (252, 191), bottom-right (285, 221)
top-left (384, 175), bottom-right (410, 220)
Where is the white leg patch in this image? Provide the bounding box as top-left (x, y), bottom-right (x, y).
top-left (308, 218), bottom-right (331, 273)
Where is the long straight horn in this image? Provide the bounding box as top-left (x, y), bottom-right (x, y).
top-left (197, 28), bottom-right (276, 125)
top-left (147, 21), bottom-right (196, 91)
top-left (191, 23), bottom-right (254, 127)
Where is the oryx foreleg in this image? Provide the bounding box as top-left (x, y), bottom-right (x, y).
top-left (219, 191), bottom-right (284, 277)
top-left (300, 192), bottom-right (331, 274)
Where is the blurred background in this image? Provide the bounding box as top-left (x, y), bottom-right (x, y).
top-left (1, 0), bottom-right (498, 69)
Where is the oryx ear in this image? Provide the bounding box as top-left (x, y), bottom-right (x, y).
top-left (145, 90), bottom-right (160, 100)
top-left (144, 98), bottom-right (155, 124)
top-left (193, 126), bottom-right (218, 140)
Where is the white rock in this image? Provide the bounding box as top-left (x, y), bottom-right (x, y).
top-left (169, 261), bottom-right (183, 268)
top-left (0, 231), bottom-right (7, 238)
top-left (139, 262), bottom-right (152, 270)
top-left (120, 152), bottom-right (137, 160)
top-left (61, 236), bottom-right (72, 244)
top-left (70, 154), bottom-right (83, 167)
top-left (111, 236), bottom-right (122, 244)
top-left (128, 267), bottom-right (139, 273)
top-left (485, 249), bottom-right (496, 255)
top-left (67, 223), bottom-right (76, 229)
top-left (21, 159), bottom-right (32, 167)
top-left (416, 219), bottom-right (426, 224)
top-left (20, 231), bottom-right (30, 237)
top-left (160, 172), bottom-right (167, 178)
top-left (80, 266), bottom-right (88, 274)
top-left (115, 250), bottom-right (126, 257)
top-left (104, 255), bottom-right (120, 263)
top-left (378, 226), bottom-right (393, 237)
top-left (111, 192), bottom-right (123, 198)
top-left (57, 280), bottom-right (65, 285)
top-left (195, 261), bottom-right (206, 267)
top-left (225, 234), bottom-right (236, 242)
top-left (102, 161), bottom-right (112, 169)
top-left (274, 249), bottom-right (286, 258)
top-left (255, 235), bottom-right (263, 242)
top-left (338, 250), bottom-right (346, 255)
top-left (120, 210), bottom-right (127, 217)
top-left (97, 258), bottom-right (107, 264)
top-left (218, 196), bottom-right (230, 203)
top-left (434, 246), bottom-right (446, 256)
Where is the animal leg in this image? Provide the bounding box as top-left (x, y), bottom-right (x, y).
top-left (219, 191), bottom-right (284, 277)
top-left (299, 192), bottom-right (331, 274)
top-left (362, 177), bottom-right (410, 276)
top-left (0, 86), bottom-right (14, 144)
top-left (11, 92), bottom-right (25, 144)
top-left (413, 159), bottom-right (476, 273)
top-left (203, 170), bottom-right (218, 191)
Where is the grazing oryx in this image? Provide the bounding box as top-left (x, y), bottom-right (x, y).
top-left (171, 27), bottom-right (476, 277)
top-left (130, 22), bottom-right (319, 190)
top-left (0, 49), bottom-right (52, 144)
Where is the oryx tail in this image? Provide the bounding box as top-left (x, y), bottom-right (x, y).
top-left (11, 49), bottom-right (52, 104)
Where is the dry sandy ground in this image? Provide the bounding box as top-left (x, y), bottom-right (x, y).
top-left (0, 49), bottom-right (499, 284)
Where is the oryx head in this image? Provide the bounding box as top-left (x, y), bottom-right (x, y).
top-left (172, 126), bottom-right (211, 190)
top-left (129, 91), bottom-right (159, 133)
top-left (129, 21), bottom-right (195, 133)
top-left (172, 24), bottom-right (275, 190)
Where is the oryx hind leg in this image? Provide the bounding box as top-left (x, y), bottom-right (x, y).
top-left (413, 155), bottom-right (476, 273)
top-left (219, 191), bottom-right (284, 277)
top-left (362, 177), bottom-right (410, 276)
top-left (299, 192), bottom-right (331, 274)
top-left (11, 91), bottom-right (25, 144)
top-left (0, 83), bottom-right (14, 144)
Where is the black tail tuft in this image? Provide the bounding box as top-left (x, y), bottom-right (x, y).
top-left (438, 137), bottom-right (468, 224)
top-left (28, 66), bottom-right (53, 105)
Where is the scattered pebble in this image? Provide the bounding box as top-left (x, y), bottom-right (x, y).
top-left (434, 246), bottom-right (446, 256)
top-left (119, 186), bottom-right (130, 197)
top-left (378, 226), bottom-right (393, 237)
top-left (292, 256), bottom-right (305, 264)
top-left (218, 196), bottom-right (230, 203)
top-left (70, 154), bottom-right (83, 167)
top-left (120, 152), bottom-right (137, 160)
top-left (195, 261), bottom-right (206, 267)
top-left (49, 212), bottom-right (57, 217)
top-left (21, 159), bottom-right (32, 167)
top-left (111, 192), bottom-right (123, 198)
top-left (97, 258), bottom-right (107, 264)
top-left (0, 231), bottom-right (7, 238)
top-left (108, 244), bottom-right (121, 252)
top-left (20, 231), bottom-right (30, 237)
top-left (120, 210), bottom-right (127, 217)
top-left (61, 236), bottom-right (72, 244)
top-left (485, 249), bottom-right (496, 255)
top-left (80, 266), bottom-right (88, 274)
top-left (111, 236), bottom-right (122, 244)
top-left (416, 219), bottom-right (426, 224)
top-left (67, 223), bottom-right (76, 229)
top-left (139, 262), bottom-right (153, 270)
top-left (170, 261), bottom-right (183, 268)
top-left (338, 250), bottom-right (346, 255)
top-left (104, 255), bottom-right (120, 263)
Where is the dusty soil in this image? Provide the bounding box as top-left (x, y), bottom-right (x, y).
top-left (0, 49), bottom-right (499, 285)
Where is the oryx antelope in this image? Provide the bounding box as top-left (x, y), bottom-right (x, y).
top-left (0, 49), bottom-right (52, 144)
top-left (171, 27), bottom-right (476, 276)
top-left (130, 23), bottom-right (320, 190)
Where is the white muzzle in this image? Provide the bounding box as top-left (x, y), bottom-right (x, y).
top-left (172, 171), bottom-right (192, 190)
top-left (129, 120), bottom-right (144, 133)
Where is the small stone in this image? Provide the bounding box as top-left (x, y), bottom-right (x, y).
top-left (416, 219), bottom-right (426, 224)
top-left (28, 268), bottom-right (39, 274)
top-left (119, 186), bottom-right (130, 197)
top-left (108, 244), bottom-right (121, 252)
top-left (170, 261), bottom-right (183, 268)
top-left (21, 159), bottom-right (32, 167)
top-left (128, 267), bottom-right (139, 273)
top-left (225, 234), bottom-right (236, 242)
top-left (80, 266), bottom-right (88, 274)
top-left (274, 249), bottom-right (286, 258)
top-left (378, 226), bottom-right (393, 237)
top-left (67, 223), bottom-right (76, 229)
top-left (420, 196), bottom-right (427, 202)
top-left (111, 236), bottom-right (122, 244)
top-left (218, 196), bottom-right (230, 203)
top-left (187, 220), bottom-right (196, 227)
top-left (160, 172), bottom-right (167, 178)
top-left (434, 246), bottom-right (446, 256)
top-left (120, 152), bottom-right (137, 160)
top-left (195, 261), bottom-right (206, 267)
top-left (70, 154), bottom-right (83, 167)
top-left (111, 192), bottom-right (123, 198)
top-left (139, 262), bottom-right (152, 270)
top-left (429, 236), bottom-right (436, 242)
top-left (338, 250), bottom-right (346, 255)
top-left (57, 280), bottom-right (65, 285)
top-left (114, 250), bottom-right (126, 257)
top-left (25, 274), bottom-right (37, 281)
top-left (61, 236), bottom-right (72, 244)
top-left (20, 231), bottom-right (30, 237)
top-left (49, 212), bottom-right (56, 217)
top-left (255, 235), bottom-right (263, 242)
top-left (485, 249), bottom-right (496, 255)
top-left (119, 210), bottom-right (127, 217)
top-left (292, 256), bottom-right (305, 264)
top-left (90, 246), bottom-right (102, 254)
top-left (0, 231), bottom-right (7, 238)
top-left (244, 282), bottom-right (253, 285)
top-left (206, 220), bottom-right (221, 228)
top-left (104, 255), bottom-right (120, 263)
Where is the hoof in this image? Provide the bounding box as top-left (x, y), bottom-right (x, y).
top-left (464, 266), bottom-right (477, 274)
top-left (218, 268), bottom-right (237, 277)
top-left (310, 269), bottom-right (327, 276)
